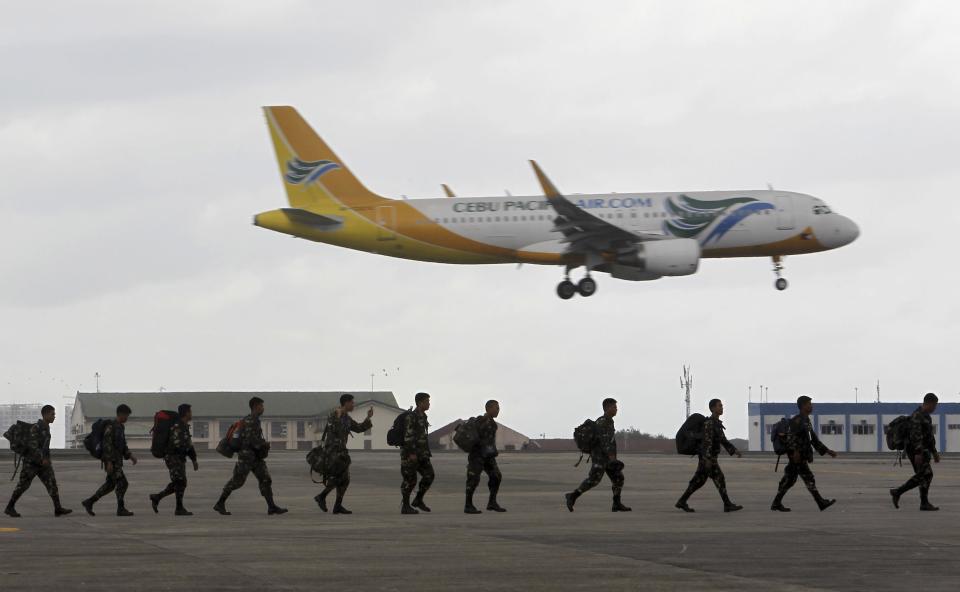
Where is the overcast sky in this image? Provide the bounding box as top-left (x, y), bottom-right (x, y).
top-left (3, 1), bottom-right (960, 446)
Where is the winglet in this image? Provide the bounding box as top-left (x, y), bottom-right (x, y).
top-left (529, 160), bottom-right (562, 199)
top-left (441, 184), bottom-right (456, 198)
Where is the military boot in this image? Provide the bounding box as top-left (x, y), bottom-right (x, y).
top-left (266, 495), bottom-right (289, 516)
top-left (81, 498), bottom-right (96, 516)
top-left (213, 494), bottom-right (231, 516)
top-left (174, 492), bottom-right (192, 516)
top-left (816, 497), bottom-right (836, 512)
top-left (721, 494), bottom-right (742, 513)
top-left (675, 489), bottom-right (695, 512)
top-left (464, 492), bottom-right (482, 514)
top-left (612, 495), bottom-right (632, 512)
top-left (149, 493), bottom-right (162, 514)
top-left (315, 486), bottom-right (333, 512)
top-left (401, 494), bottom-right (419, 515)
top-left (920, 493), bottom-right (939, 511)
top-left (116, 507), bottom-right (134, 517)
top-left (4, 503), bottom-right (20, 518)
top-left (412, 493), bottom-right (431, 512)
top-left (889, 488), bottom-right (902, 509)
top-left (565, 491), bottom-right (580, 512)
top-left (332, 488), bottom-right (351, 514)
top-left (486, 495), bottom-right (507, 512)
top-left (53, 497), bottom-right (72, 517)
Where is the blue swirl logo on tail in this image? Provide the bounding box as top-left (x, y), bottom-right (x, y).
top-left (284, 157), bottom-right (341, 185)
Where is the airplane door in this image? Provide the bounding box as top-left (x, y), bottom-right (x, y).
top-left (774, 195), bottom-right (795, 230)
top-left (375, 205), bottom-right (396, 240)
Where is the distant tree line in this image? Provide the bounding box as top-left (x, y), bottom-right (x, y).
top-left (616, 427), bottom-right (669, 440)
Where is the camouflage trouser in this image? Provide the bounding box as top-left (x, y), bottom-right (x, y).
top-left (576, 453), bottom-right (623, 497)
top-left (10, 462), bottom-right (59, 504)
top-left (164, 456), bottom-right (187, 494)
top-left (684, 456), bottom-right (730, 502)
top-left (91, 461), bottom-right (128, 504)
top-left (465, 453), bottom-right (501, 496)
top-left (776, 460), bottom-right (820, 500)
top-left (400, 456), bottom-right (435, 498)
top-left (222, 457), bottom-right (273, 498)
top-left (899, 451), bottom-right (934, 498)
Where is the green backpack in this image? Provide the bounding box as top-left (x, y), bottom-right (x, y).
top-left (2, 421), bottom-right (33, 479)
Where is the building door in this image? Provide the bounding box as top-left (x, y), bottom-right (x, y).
top-left (376, 205), bottom-right (397, 241)
top-left (774, 195), bottom-right (795, 230)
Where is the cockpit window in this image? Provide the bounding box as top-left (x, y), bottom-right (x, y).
top-left (813, 205), bottom-right (833, 215)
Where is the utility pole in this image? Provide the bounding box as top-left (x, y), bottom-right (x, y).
top-left (855, 387), bottom-right (859, 403)
top-left (94, 372), bottom-right (100, 393)
top-left (748, 386), bottom-right (752, 403)
top-left (876, 379), bottom-right (881, 403)
top-left (681, 365), bottom-right (693, 418)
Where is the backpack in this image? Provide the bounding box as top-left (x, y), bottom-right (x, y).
top-left (216, 419), bottom-right (244, 458)
top-left (306, 445), bottom-right (325, 482)
top-left (150, 410), bottom-right (180, 459)
top-left (770, 417), bottom-right (792, 456)
top-left (886, 416), bottom-right (910, 451)
top-left (675, 413), bottom-right (706, 455)
top-left (453, 417), bottom-right (481, 453)
top-left (386, 411), bottom-right (412, 447)
top-left (2, 421), bottom-right (32, 456)
top-left (573, 419), bottom-right (598, 454)
top-left (83, 419), bottom-right (111, 459)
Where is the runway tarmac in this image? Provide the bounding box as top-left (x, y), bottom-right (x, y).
top-left (1, 450), bottom-right (958, 591)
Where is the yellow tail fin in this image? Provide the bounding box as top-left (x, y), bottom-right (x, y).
top-left (262, 106), bottom-right (387, 210)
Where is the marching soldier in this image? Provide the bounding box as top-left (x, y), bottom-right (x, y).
top-left (771, 396), bottom-right (838, 512)
top-left (565, 398), bottom-right (631, 513)
top-left (214, 397), bottom-right (287, 516)
top-left (150, 404), bottom-right (198, 516)
top-left (4, 405), bottom-right (72, 517)
top-left (400, 392), bottom-right (434, 514)
top-left (891, 393), bottom-right (941, 511)
top-left (82, 404), bottom-right (138, 517)
top-left (464, 400), bottom-right (506, 514)
top-left (314, 394), bottom-right (374, 514)
top-left (675, 398), bottom-right (742, 512)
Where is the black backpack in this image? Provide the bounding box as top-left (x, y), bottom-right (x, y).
top-left (675, 413), bottom-right (706, 455)
top-left (150, 410), bottom-right (180, 459)
top-left (453, 417), bottom-right (480, 453)
top-left (83, 418), bottom-right (111, 459)
top-left (886, 416), bottom-right (910, 451)
top-left (2, 421), bottom-right (32, 456)
top-left (387, 411), bottom-right (412, 447)
top-left (573, 419), bottom-right (598, 453)
top-left (770, 417), bottom-right (791, 455)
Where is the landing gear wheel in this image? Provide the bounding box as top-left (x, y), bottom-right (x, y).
top-left (577, 277), bottom-right (597, 297)
top-left (556, 280), bottom-right (576, 300)
top-left (775, 277), bottom-right (788, 291)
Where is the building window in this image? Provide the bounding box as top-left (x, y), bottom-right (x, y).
top-left (820, 422), bottom-right (843, 436)
top-left (296, 421), bottom-right (305, 439)
top-left (219, 421), bottom-right (234, 437)
top-left (852, 422), bottom-right (875, 435)
top-left (271, 422), bottom-right (287, 438)
top-left (948, 424), bottom-right (960, 430)
top-left (194, 421), bottom-right (209, 439)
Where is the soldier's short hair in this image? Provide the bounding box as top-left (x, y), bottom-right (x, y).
top-left (415, 392), bottom-right (430, 404)
top-left (602, 398), bottom-right (617, 411)
top-left (796, 395), bottom-right (812, 409)
top-left (485, 400), bottom-right (498, 411)
top-left (249, 396), bottom-right (264, 410)
top-left (41, 404), bottom-right (55, 415)
top-left (177, 404), bottom-right (191, 416)
top-left (340, 393), bottom-right (354, 406)
top-left (116, 404), bottom-right (132, 416)
top-left (708, 398), bottom-right (722, 412)
top-left (924, 392), bottom-right (939, 404)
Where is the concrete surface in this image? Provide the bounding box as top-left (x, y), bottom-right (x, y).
top-left (1, 451), bottom-right (958, 591)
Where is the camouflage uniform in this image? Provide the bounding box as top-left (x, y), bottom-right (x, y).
top-left (774, 414), bottom-right (830, 505)
top-left (89, 420), bottom-right (132, 509)
top-left (221, 414), bottom-right (273, 500)
top-left (679, 415), bottom-right (738, 504)
top-left (400, 410), bottom-right (434, 501)
top-left (317, 409), bottom-right (372, 501)
top-left (8, 420), bottom-right (64, 511)
top-left (574, 416), bottom-right (623, 498)
top-left (895, 406), bottom-right (938, 503)
top-left (154, 421), bottom-right (196, 509)
top-left (465, 416), bottom-right (502, 502)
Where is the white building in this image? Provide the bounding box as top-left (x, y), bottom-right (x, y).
top-left (748, 402), bottom-right (960, 453)
top-left (69, 391), bottom-right (406, 451)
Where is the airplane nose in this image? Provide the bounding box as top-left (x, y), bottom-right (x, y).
top-left (822, 215), bottom-right (859, 248)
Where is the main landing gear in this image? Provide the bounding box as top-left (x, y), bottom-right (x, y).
top-left (557, 270), bottom-right (597, 300)
top-left (772, 256), bottom-right (788, 291)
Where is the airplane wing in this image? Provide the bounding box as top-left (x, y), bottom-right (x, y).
top-left (529, 161), bottom-right (666, 261)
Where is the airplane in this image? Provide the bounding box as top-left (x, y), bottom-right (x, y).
top-left (255, 106), bottom-right (859, 299)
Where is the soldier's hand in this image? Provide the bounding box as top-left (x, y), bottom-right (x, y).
top-left (105, 462), bottom-right (114, 473)
top-left (934, 453), bottom-right (941, 463)
top-left (41, 458), bottom-right (50, 466)
top-left (367, 407), bottom-right (374, 419)
top-left (609, 454), bottom-right (617, 461)
top-left (828, 450), bottom-right (838, 458)
top-left (409, 454), bottom-right (417, 462)
top-left (192, 460), bottom-right (199, 471)
top-left (735, 451), bottom-right (742, 458)
top-left (915, 454), bottom-right (925, 466)
top-left (790, 452), bottom-right (801, 464)
top-left (130, 455), bottom-right (139, 465)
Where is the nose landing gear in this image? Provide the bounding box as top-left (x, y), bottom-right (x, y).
top-left (772, 256), bottom-right (788, 291)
